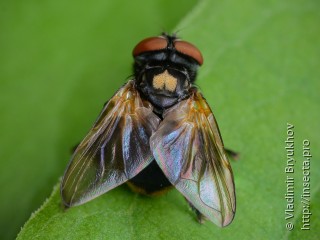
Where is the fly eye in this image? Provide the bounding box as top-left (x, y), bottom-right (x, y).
top-left (133, 36), bottom-right (168, 57)
top-left (174, 40), bottom-right (204, 66)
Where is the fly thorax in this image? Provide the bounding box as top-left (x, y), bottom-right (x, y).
top-left (138, 68), bottom-right (190, 109)
top-left (152, 70), bottom-right (177, 92)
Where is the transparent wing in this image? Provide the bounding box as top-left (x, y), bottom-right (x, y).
top-left (61, 80), bottom-right (160, 207)
top-left (150, 88), bottom-right (235, 227)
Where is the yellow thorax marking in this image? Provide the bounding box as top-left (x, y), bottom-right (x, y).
top-left (153, 70), bottom-right (177, 92)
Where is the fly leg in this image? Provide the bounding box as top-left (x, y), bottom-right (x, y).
top-left (224, 148), bottom-right (239, 160)
top-left (184, 197), bottom-right (207, 224)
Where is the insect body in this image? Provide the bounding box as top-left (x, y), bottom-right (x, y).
top-left (61, 34), bottom-right (236, 227)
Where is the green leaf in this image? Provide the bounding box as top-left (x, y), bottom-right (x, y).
top-left (1, 0), bottom-right (319, 239)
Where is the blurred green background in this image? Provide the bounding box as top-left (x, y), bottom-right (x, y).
top-left (1, 0), bottom-right (319, 239)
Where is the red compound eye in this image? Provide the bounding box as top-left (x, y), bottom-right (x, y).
top-left (174, 40), bottom-right (203, 65)
top-left (133, 36), bottom-right (167, 57)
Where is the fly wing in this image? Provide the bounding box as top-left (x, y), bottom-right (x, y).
top-left (61, 80), bottom-right (160, 207)
top-left (150, 89), bottom-right (235, 227)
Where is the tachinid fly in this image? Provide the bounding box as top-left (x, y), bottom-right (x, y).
top-left (61, 33), bottom-right (236, 227)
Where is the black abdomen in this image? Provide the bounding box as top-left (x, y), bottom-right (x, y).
top-left (128, 160), bottom-right (172, 195)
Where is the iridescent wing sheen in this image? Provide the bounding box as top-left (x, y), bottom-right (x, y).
top-left (61, 80), bottom-right (160, 207)
top-left (150, 88), bottom-right (236, 227)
